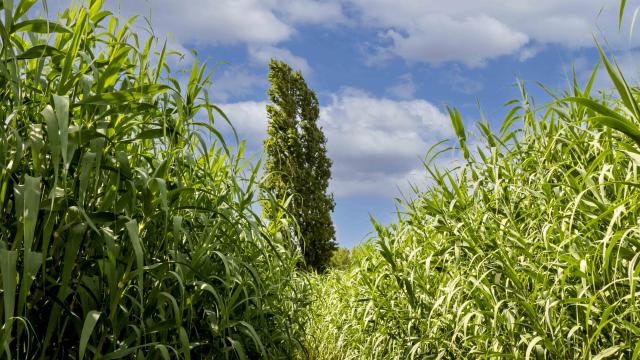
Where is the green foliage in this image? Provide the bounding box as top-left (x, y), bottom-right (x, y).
top-left (305, 52), bottom-right (640, 359)
top-left (328, 247), bottom-right (351, 270)
top-left (0, 1), bottom-right (307, 358)
top-left (262, 60), bottom-right (337, 271)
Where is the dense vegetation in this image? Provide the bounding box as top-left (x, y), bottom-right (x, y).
top-left (262, 60), bottom-right (336, 271)
top-left (305, 51), bottom-right (640, 358)
top-left (0, 1), bottom-right (306, 359)
top-left (2, 0), bottom-right (640, 359)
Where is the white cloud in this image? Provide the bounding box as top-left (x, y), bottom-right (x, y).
top-left (114, 0), bottom-right (292, 46)
top-left (47, 0), bottom-right (631, 72)
top-left (92, 0), bottom-right (331, 86)
top-left (384, 14), bottom-right (529, 67)
top-left (106, 0), bottom-right (347, 47)
top-left (347, 0), bottom-right (634, 66)
top-left (248, 45), bottom-right (313, 75)
top-left (211, 66), bottom-right (266, 102)
top-left (219, 89), bottom-right (458, 198)
top-left (276, 0), bottom-right (346, 24)
top-left (386, 74), bottom-right (417, 99)
top-left (518, 45), bottom-right (544, 62)
top-left (217, 101), bottom-right (269, 151)
top-left (445, 66), bottom-right (484, 94)
top-left (321, 89), bottom-right (455, 197)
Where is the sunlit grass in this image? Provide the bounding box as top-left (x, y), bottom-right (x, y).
top-left (305, 50), bottom-right (640, 359)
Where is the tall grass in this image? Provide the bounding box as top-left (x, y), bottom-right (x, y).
top-left (0, 1), bottom-right (307, 358)
top-left (305, 50), bottom-right (640, 359)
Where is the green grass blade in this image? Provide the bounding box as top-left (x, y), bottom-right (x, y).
top-left (589, 115), bottom-right (640, 146)
top-left (0, 249), bottom-right (18, 324)
top-left (17, 44), bottom-right (63, 60)
top-left (620, 0), bottom-right (627, 29)
top-left (125, 220), bottom-right (144, 302)
top-left (11, 19), bottom-right (71, 34)
top-left (22, 175), bottom-right (41, 253)
top-left (79, 310), bottom-right (100, 360)
top-left (52, 95), bottom-right (69, 170)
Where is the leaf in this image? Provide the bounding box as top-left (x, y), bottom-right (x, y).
top-left (565, 97), bottom-right (627, 121)
top-left (0, 249), bottom-right (18, 323)
top-left (620, 0), bottom-right (628, 30)
top-left (17, 45), bottom-right (63, 60)
top-left (525, 336), bottom-right (543, 360)
top-left (21, 175), bottom-right (41, 253)
top-left (60, 223), bottom-right (86, 292)
top-left (125, 220), bottom-right (144, 302)
top-left (631, 7), bottom-right (640, 42)
top-left (447, 106), bottom-right (469, 160)
top-left (593, 346), bottom-right (622, 360)
top-left (4, 0), bottom-right (14, 30)
top-left (588, 115), bottom-right (640, 146)
top-left (76, 85), bottom-right (170, 106)
top-left (622, 146), bottom-right (640, 166)
top-left (58, 7), bottom-right (87, 94)
top-left (52, 95), bottom-right (70, 169)
top-left (14, 0), bottom-right (37, 20)
top-left (595, 41), bottom-right (640, 121)
top-left (78, 152), bottom-right (95, 205)
top-left (155, 345), bottom-right (170, 360)
top-left (0, 249), bottom-right (17, 356)
top-left (42, 105), bottom-right (60, 166)
top-left (228, 338), bottom-right (247, 360)
top-left (11, 19), bottom-right (71, 34)
top-left (17, 251), bottom-right (42, 318)
top-left (79, 311), bottom-right (101, 360)
top-left (135, 128), bottom-right (164, 141)
top-left (178, 326), bottom-right (191, 360)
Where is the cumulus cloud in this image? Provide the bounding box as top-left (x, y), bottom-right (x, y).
top-left (105, 0), bottom-right (347, 47)
top-left (219, 89), bottom-right (459, 198)
top-left (60, 0), bottom-right (334, 90)
top-left (518, 45), bottom-right (544, 62)
top-left (210, 66), bottom-right (266, 102)
top-left (106, 0), bottom-right (291, 46)
top-left (216, 101), bottom-right (269, 152)
top-left (248, 45), bottom-right (313, 75)
top-left (386, 74), bottom-right (417, 99)
top-left (347, 0), bottom-right (632, 66)
top-left (277, 0), bottom-right (346, 24)
top-left (445, 66), bottom-right (484, 94)
top-left (45, 0), bottom-right (631, 73)
top-left (383, 14), bottom-right (529, 67)
top-left (320, 89), bottom-right (455, 197)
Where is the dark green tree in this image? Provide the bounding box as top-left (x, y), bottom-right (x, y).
top-left (262, 60), bottom-right (337, 271)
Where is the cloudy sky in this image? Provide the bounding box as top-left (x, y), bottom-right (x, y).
top-left (69, 0), bottom-right (640, 246)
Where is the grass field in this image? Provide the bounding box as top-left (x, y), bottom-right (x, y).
top-left (1, 0), bottom-right (640, 359)
top-left (304, 54), bottom-right (640, 358)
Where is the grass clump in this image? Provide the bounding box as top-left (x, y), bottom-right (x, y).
top-left (0, 1), bottom-right (307, 358)
top-left (305, 58), bottom-right (640, 358)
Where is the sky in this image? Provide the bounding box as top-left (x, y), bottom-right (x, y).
top-left (54, 0), bottom-right (640, 247)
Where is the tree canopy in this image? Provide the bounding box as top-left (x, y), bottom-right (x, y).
top-left (262, 60), bottom-right (337, 271)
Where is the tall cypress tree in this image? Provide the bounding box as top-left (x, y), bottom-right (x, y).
top-left (262, 60), bottom-right (337, 271)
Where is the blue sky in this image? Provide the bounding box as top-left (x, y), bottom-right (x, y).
top-left (88, 0), bottom-right (640, 247)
